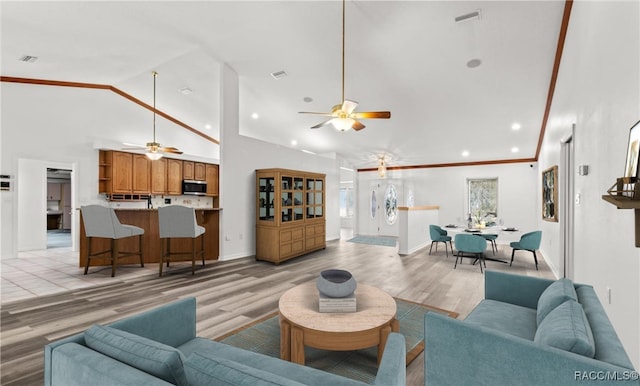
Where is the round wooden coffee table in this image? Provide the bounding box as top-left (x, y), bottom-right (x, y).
top-left (278, 281), bottom-right (399, 365)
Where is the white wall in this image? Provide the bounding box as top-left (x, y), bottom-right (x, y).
top-left (356, 162), bottom-right (539, 243)
top-left (0, 82), bottom-right (219, 258)
top-left (539, 0), bottom-right (640, 367)
top-left (218, 64), bottom-right (341, 261)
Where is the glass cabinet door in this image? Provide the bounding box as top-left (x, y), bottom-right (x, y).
top-left (305, 178), bottom-right (324, 219)
top-left (258, 176), bottom-right (275, 221)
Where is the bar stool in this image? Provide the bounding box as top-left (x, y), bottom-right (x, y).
top-left (80, 205), bottom-right (144, 277)
top-left (158, 205), bottom-right (206, 277)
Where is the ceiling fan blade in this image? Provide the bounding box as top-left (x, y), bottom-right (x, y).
top-left (311, 119), bottom-right (333, 129)
top-left (352, 111), bottom-right (391, 119)
top-left (342, 99), bottom-right (358, 114)
top-left (299, 111), bottom-right (335, 117)
top-left (352, 120), bottom-right (366, 131)
top-left (160, 147), bottom-right (183, 154)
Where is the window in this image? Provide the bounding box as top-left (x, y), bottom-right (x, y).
top-left (468, 178), bottom-right (498, 222)
top-left (339, 187), bottom-right (354, 218)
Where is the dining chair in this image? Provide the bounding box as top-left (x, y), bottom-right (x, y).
top-left (429, 225), bottom-right (453, 257)
top-left (510, 231), bottom-right (542, 270)
top-left (158, 205), bottom-right (206, 276)
top-left (480, 233), bottom-right (499, 255)
top-left (454, 233), bottom-right (487, 273)
top-left (80, 205), bottom-right (144, 277)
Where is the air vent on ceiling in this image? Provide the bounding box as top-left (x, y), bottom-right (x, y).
top-left (18, 55), bottom-right (38, 63)
top-left (455, 10), bottom-right (481, 23)
top-left (271, 70), bottom-right (287, 80)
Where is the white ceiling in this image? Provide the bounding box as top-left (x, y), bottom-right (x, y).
top-left (1, 1), bottom-right (566, 169)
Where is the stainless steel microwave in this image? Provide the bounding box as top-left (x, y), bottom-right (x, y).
top-left (182, 180), bottom-right (207, 196)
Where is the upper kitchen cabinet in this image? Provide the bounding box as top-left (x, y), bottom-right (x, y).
top-left (167, 158), bottom-right (182, 195)
top-left (151, 158), bottom-right (167, 194)
top-left (183, 161), bottom-right (194, 180)
top-left (47, 183), bottom-right (61, 201)
top-left (99, 150), bottom-right (132, 194)
top-left (99, 150), bottom-right (218, 198)
top-left (183, 161), bottom-right (206, 181)
top-left (132, 154), bottom-right (151, 194)
top-left (206, 164), bottom-right (219, 196)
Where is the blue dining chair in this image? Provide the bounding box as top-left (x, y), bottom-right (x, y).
top-left (454, 234), bottom-right (487, 273)
top-left (429, 225), bottom-right (452, 257)
top-left (510, 231), bottom-right (542, 270)
top-left (480, 233), bottom-right (499, 255)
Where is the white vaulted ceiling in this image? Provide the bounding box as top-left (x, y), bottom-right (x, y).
top-left (0, 1), bottom-right (566, 169)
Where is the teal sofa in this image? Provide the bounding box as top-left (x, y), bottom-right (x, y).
top-left (425, 271), bottom-right (639, 385)
top-left (44, 297), bottom-right (405, 386)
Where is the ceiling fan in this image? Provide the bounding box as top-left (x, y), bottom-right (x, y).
top-left (299, 0), bottom-right (391, 131)
top-left (123, 71), bottom-right (183, 160)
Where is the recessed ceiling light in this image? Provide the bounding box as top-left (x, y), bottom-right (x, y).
top-left (462, 150), bottom-right (470, 157)
top-left (18, 55), bottom-right (38, 63)
top-left (466, 58), bottom-right (482, 68)
top-left (511, 123), bottom-right (521, 130)
top-left (291, 140), bottom-right (298, 146)
top-left (204, 124), bottom-right (212, 130)
top-left (511, 147), bottom-right (519, 153)
top-left (251, 113), bottom-right (259, 120)
top-left (179, 87), bottom-right (192, 95)
top-left (303, 97), bottom-right (313, 103)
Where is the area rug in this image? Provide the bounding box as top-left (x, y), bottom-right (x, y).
top-left (347, 235), bottom-right (397, 247)
top-left (214, 298), bottom-right (457, 384)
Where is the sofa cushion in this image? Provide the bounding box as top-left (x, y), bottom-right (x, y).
top-left (184, 352), bottom-right (306, 386)
top-left (534, 299), bottom-right (595, 358)
top-left (84, 324), bottom-right (188, 386)
top-left (536, 278), bottom-right (577, 325)
top-left (464, 299), bottom-right (537, 340)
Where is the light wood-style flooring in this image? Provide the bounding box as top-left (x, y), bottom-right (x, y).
top-left (0, 237), bottom-right (554, 385)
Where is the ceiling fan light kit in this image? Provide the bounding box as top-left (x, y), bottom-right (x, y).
top-left (299, 0), bottom-right (390, 132)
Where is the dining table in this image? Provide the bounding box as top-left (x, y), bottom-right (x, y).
top-left (441, 224), bottom-right (523, 263)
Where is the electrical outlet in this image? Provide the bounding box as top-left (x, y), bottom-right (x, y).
top-left (239, 233), bottom-right (243, 240)
top-left (225, 235), bottom-right (231, 241)
top-left (575, 193), bottom-right (581, 205)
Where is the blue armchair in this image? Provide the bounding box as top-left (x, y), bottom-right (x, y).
top-left (510, 230), bottom-right (542, 270)
top-left (429, 225), bottom-right (452, 257)
top-left (454, 233), bottom-right (487, 273)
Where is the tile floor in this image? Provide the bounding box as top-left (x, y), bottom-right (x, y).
top-left (1, 229), bottom-right (358, 305)
top-left (1, 246), bottom-right (158, 305)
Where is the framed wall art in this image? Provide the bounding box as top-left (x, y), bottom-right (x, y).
top-left (542, 165), bottom-right (558, 222)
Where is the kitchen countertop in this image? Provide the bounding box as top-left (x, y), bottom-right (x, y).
top-left (113, 207), bottom-right (222, 211)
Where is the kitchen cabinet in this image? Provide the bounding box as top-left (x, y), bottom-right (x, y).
top-left (183, 161), bottom-right (194, 180)
top-left (167, 158), bottom-right (182, 195)
top-left (194, 162), bottom-right (206, 181)
top-left (47, 183), bottom-right (61, 201)
top-left (132, 154), bottom-right (151, 194)
top-left (206, 164), bottom-right (219, 196)
top-left (151, 158), bottom-right (167, 194)
top-left (110, 151), bottom-right (133, 194)
top-left (99, 150), bottom-right (218, 199)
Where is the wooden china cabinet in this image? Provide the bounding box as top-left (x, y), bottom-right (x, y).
top-left (255, 168), bottom-right (326, 264)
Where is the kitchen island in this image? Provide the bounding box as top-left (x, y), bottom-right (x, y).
top-left (79, 208), bottom-right (220, 268)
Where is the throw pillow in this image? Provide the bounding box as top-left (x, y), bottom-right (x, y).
top-left (84, 324), bottom-right (188, 386)
top-left (534, 299), bottom-right (595, 358)
top-left (184, 352), bottom-right (306, 386)
top-left (536, 278), bottom-right (577, 325)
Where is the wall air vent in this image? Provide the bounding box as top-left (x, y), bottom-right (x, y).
top-left (270, 70), bottom-right (287, 80)
top-left (455, 10), bottom-right (481, 23)
top-left (18, 55), bottom-right (38, 63)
